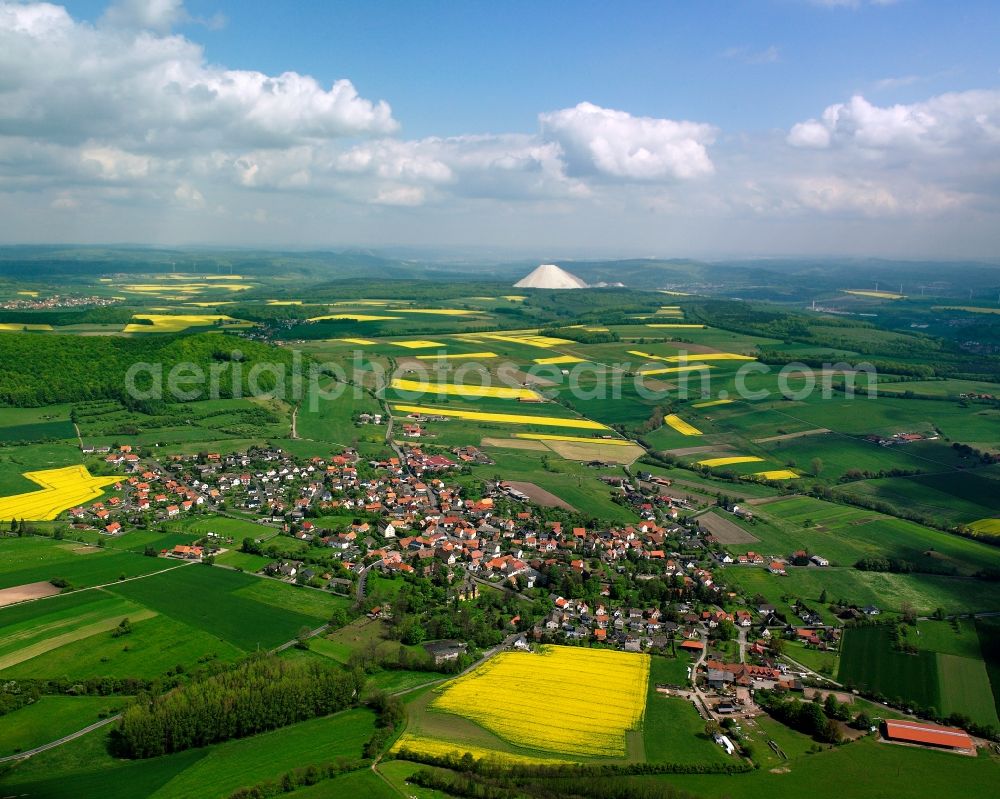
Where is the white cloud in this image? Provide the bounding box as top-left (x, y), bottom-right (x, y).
top-left (101, 0), bottom-right (186, 32)
top-left (0, 3), bottom-right (995, 256)
top-left (787, 120), bottom-right (831, 148)
top-left (790, 176), bottom-right (964, 215)
top-left (539, 102), bottom-right (716, 180)
top-left (0, 2), bottom-right (397, 152)
top-left (722, 45), bottom-right (780, 65)
top-left (787, 91), bottom-right (1000, 154)
top-left (374, 186), bottom-right (426, 206)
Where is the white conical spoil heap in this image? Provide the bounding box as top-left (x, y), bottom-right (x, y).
top-left (513, 263), bottom-right (589, 289)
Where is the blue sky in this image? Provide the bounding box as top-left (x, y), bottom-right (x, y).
top-left (63, 0), bottom-right (1000, 136)
top-left (1, 0), bottom-right (999, 257)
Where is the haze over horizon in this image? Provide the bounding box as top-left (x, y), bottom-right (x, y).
top-left (1, 0), bottom-right (999, 259)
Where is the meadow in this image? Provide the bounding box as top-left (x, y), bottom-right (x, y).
top-left (838, 623), bottom-right (999, 727)
top-left (106, 566), bottom-right (329, 650)
top-left (643, 657), bottom-right (728, 764)
top-left (0, 537), bottom-right (170, 591)
top-left (742, 495), bottom-right (1000, 574)
top-left (0, 696), bottom-right (126, 756)
top-left (0, 708), bottom-right (376, 799)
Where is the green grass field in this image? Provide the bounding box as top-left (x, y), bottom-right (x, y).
top-left (0, 708), bottom-right (376, 799)
top-left (643, 658), bottom-right (727, 765)
top-left (0, 589), bottom-right (156, 672)
top-left (745, 495), bottom-right (1000, 575)
top-left (0, 696), bottom-right (125, 756)
top-left (2, 613), bottom-right (245, 679)
top-left (0, 537), bottom-right (169, 591)
top-left (837, 624), bottom-right (999, 726)
top-left (644, 735), bottom-right (1000, 799)
top-left (106, 565), bottom-right (324, 650)
top-left (724, 564), bottom-right (1000, 624)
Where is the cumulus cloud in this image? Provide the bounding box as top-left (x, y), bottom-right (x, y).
top-left (787, 91), bottom-right (1000, 154)
top-left (539, 102), bottom-right (716, 181)
top-left (0, 2), bottom-right (994, 255)
top-left (0, 1), bottom-right (397, 153)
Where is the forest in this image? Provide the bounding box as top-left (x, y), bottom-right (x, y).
top-left (111, 656), bottom-right (363, 758)
top-left (0, 333), bottom-right (294, 406)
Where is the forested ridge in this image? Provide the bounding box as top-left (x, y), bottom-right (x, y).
top-left (0, 332), bottom-right (294, 407)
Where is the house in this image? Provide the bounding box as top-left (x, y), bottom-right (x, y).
top-left (424, 640), bottom-right (467, 666)
top-left (170, 545), bottom-right (204, 560)
top-left (863, 605), bottom-right (881, 616)
top-left (810, 554), bottom-right (830, 567)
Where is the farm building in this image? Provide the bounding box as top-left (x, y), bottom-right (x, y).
top-left (881, 720), bottom-right (974, 752)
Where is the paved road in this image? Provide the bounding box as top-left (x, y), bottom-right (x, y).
top-left (0, 714), bottom-right (121, 763)
top-left (271, 623), bottom-right (329, 654)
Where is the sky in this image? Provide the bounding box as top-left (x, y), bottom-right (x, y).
top-left (0, 0), bottom-right (999, 259)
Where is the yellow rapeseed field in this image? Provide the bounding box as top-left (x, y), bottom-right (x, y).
top-left (502, 295), bottom-right (527, 301)
top-left (394, 308), bottom-right (479, 316)
top-left (933, 306), bottom-right (1000, 315)
top-left (970, 518), bottom-right (1000, 533)
top-left (121, 283), bottom-right (252, 293)
top-left (414, 352), bottom-right (500, 360)
top-left (514, 433), bottom-right (632, 445)
top-left (691, 398), bottom-right (734, 408)
top-left (392, 404), bottom-right (609, 430)
top-left (668, 353), bottom-right (754, 362)
top-left (533, 355), bottom-right (584, 365)
top-left (753, 469), bottom-right (800, 480)
top-left (697, 456), bottom-right (764, 467)
top-left (646, 324), bottom-right (706, 329)
top-left (430, 646), bottom-right (649, 757)
top-left (336, 338), bottom-right (376, 345)
top-left (638, 365), bottom-right (713, 376)
top-left (0, 323), bottom-right (53, 332)
top-left (307, 313), bottom-right (401, 322)
top-left (123, 314), bottom-right (250, 333)
top-left (843, 289), bottom-right (905, 300)
top-left (632, 350), bottom-right (752, 363)
top-left (391, 733), bottom-right (570, 766)
top-left (664, 414), bottom-right (702, 436)
top-left (390, 378), bottom-right (540, 400)
top-left (0, 466), bottom-right (120, 521)
top-left (479, 333), bottom-right (573, 348)
top-left (393, 340), bottom-right (447, 349)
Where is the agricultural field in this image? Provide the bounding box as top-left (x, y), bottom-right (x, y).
top-left (0, 465), bottom-right (121, 521)
top-left (838, 624), bottom-right (999, 728)
top-left (0, 708), bottom-right (377, 799)
top-left (409, 645), bottom-right (649, 759)
top-left (723, 495), bottom-right (1000, 574)
top-left (0, 536), bottom-right (169, 591)
top-left (106, 565), bottom-right (332, 650)
top-left (0, 696), bottom-right (126, 756)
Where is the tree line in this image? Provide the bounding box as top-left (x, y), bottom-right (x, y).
top-left (110, 655), bottom-right (362, 758)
